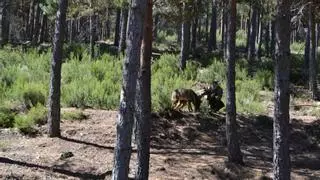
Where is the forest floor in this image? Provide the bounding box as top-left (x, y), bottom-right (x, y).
top-left (1, 91), bottom-right (320, 180)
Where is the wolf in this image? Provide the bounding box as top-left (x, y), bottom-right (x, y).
top-left (171, 88), bottom-right (202, 112)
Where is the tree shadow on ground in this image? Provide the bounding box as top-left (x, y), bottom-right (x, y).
top-left (0, 157), bottom-right (111, 179)
top-left (59, 136), bottom-right (114, 151)
top-left (152, 109), bottom-right (320, 178)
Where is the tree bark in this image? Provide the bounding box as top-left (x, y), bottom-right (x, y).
top-left (0, 0), bottom-right (9, 46)
top-left (265, 22), bottom-right (270, 57)
top-left (225, 0), bottom-right (243, 165)
top-left (257, 21), bottom-right (263, 58)
top-left (248, 3), bottom-right (258, 75)
top-left (205, 4), bottom-right (209, 42)
top-left (153, 14), bottom-right (159, 40)
top-left (112, 0), bottom-right (147, 179)
top-left (221, 8), bottom-right (226, 52)
top-left (308, 3), bottom-right (318, 100)
top-left (38, 14), bottom-right (48, 44)
top-left (208, 0), bottom-right (217, 51)
top-left (245, 10), bottom-right (251, 53)
top-left (106, 8), bottom-right (111, 39)
top-left (273, 0), bottom-right (291, 179)
top-left (177, 25), bottom-right (182, 43)
top-left (191, 17), bottom-right (198, 54)
top-left (32, 2), bottom-right (40, 44)
top-left (118, 5), bottom-right (129, 54)
top-left (114, 8), bottom-right (121, 46)
top-left (69, 18), bottom-right (75, 44)
top-left (179, 2), bottom-right (191, 71)
top-left (89, 4), bottom-right (96, 60)
top-left (48, 0), bottom-right (68, 138)
top-left (135, 0), bottom-right (152, 178)
top-left (27, 0), bottom-right (36, 41)
top-left (304, 27), bottom-right (310, 84)
top-left (270, 20), bottom-right (276, 57)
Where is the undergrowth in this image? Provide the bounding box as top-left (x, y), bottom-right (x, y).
top-left (0, 45), bottom-right (274, 130)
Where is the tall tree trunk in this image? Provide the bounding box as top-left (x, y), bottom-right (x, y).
top-left (273, 0), bottom-right (291, 179)
top-left (308, 3), bottom-right (318, 100)
top-left (205, 5), bottom-right (209, 42)
top-left (153, 14), bottom-right (159, 40)
top-left (245, 9), bottom-right (251, 53)
top-left (221, 8), bottom-right (225, 51)
top-left (177, 25), bottom-right (182, 43)
top-left (197, 16), bottom-right (202, 41)
top-left (223, 10), bottom-right (228, 59)
top-left (118, 5), bottom-right (129, 54)
top-left (112, 0), bottom-right (147, 179)
top-left (225, 0), bottom-right (243, 164)
top-left (256, 12), bottom-right (261, 44)
top-left (38, 14), bottom-right (48, 44)
top-left (191, 17), bottom-right (198, 54)
top-left (114, 8), bottom-right (121, 46)
top-left (270, 20), bottom-right (276, 57)
top-left (179, 2), bottom-right (191, 71)
top-left (208, 0), bottom-right (217, 51)
top-left (0, 0), bottom-right (9, 46)
top-left (304, 27), bottom-right (310, 85)
top-left (106, 8), bottom-right (111, 39)
top-left (257, 21), bottom-right (264, 58)
top-left (69, 18), bottom-right (75, 44)
top-left (135, 0), bottom-right (152, 178)
top-left (265, 22), bottom-right (270, 57)
top-left (89, 12), bottom-right (96, 60)
top-left (32, 2), bottom-right (40, 44)
top-left (248, 4), bottom-right (258, 75)
top-left (27, 0), bottom-right (36, 41)
top-left (89, 3), bottom-right (97, 60)
top-left (48, 0), bottom-right (68, 137)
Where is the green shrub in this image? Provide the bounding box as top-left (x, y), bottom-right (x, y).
top-left (28, 104), bottom-right (48, 125)
top-left (196, 58), bottom-right (226, 83)
top-left (291, 42), bottom-right (304, 54)
top-left (62, 110), bottom-right (87, 121)
top-left (236, 79), bottom-right (265, 114)
top-left (62, 54), bottom-right (121, 109)
top-left (236, 30), bottom-right (247, 48)
top-left (14, 115), bottom-right (37, 135)
top-left (255, 70), bottom-right (274, 90)
top-left (22, 88), bottom-right (46, 109)
top-left (0, 107), bottom-right (15, 128)
top-left (14, 104), bottom-right (47, 135)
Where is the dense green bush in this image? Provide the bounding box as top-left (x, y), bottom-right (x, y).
top-left (0, 107), bottom-right (15, 128)
top-left (0, 47), bottom-right (270, 116)
top-left (290, 42), bottom-right (304, 54)
top-left (61, 54), bottom-right (121, 109)
top-left (14, 104), bottom-right (47, 135)
top-left (196, 58), bottom-right (226, 83)
top-left (255, 70), bottom-right (274, 90)
top-left (236, 79), bottom-right (264, 114)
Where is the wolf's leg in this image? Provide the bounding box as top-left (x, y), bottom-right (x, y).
top-left (178, 101), bottom-right (187, 111)
top-left (172, 100), bottom-right (178, 109)
top-left (188, 101), bottom-right (193, 112)
top-left (173, 100), bottom-right (181, 110)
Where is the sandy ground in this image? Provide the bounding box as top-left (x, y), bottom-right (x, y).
top-left (0, 106), bottom-right (320, 180)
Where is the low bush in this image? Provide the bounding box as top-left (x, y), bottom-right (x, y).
top-left (0, 107), bottom-right (15, 128)
top-left (62, 110), bottom-right (87, 121)
top-left (14, 104), bottom-right (47, 135)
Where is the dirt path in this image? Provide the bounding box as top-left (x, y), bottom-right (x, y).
top-left (1, 107), bottom-right (320, 179)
